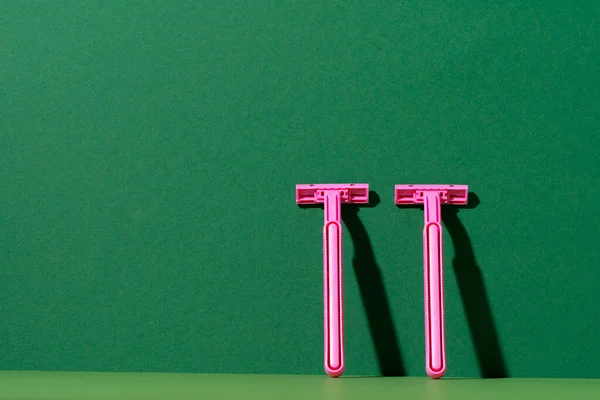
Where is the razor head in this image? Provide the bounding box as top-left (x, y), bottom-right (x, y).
top-left (296, 184), bottom-right (369, 205)
top-left (395, 184), bottom-right (468, 205)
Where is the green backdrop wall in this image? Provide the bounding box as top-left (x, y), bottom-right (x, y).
top-left (1, 1), bottom-right (598, 378)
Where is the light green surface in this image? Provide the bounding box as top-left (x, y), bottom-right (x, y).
top-left (0, 372), bottom-right (599, 400)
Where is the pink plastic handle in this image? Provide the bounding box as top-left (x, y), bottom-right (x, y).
top-left (296, 183), bottom-right (368, 377)
top-left (395, 184), bottom-right (468, 379)
top-left (423, 192), bottom-right (446, 379)
top-left (323, 191), bottom-right (344, 378)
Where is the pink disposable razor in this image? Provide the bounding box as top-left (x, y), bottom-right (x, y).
top-left (394, 184), bottom-right (468, 379)
top-left (296, 183), bottom-right (369, 378)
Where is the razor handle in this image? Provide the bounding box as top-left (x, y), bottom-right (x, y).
top-left (323, 191), bottom-right (344, 377)
top-left (395, 184), bottom-right (467, 378)
top-left (423, 192), bottom-right (446, 378)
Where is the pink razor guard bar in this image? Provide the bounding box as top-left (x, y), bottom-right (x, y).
top-left (395, 184), bottom-right (468, 379)
top-left (296, 184), bottom-right (369, 378)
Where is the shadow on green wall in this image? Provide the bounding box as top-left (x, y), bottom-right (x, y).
top-left (445, 193), bottom-right (508, 378)
top-left (344, 192), bottom-right (407, 376)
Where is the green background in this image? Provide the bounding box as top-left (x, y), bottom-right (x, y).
top-left (1, 0), bottom-right (598, 379)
